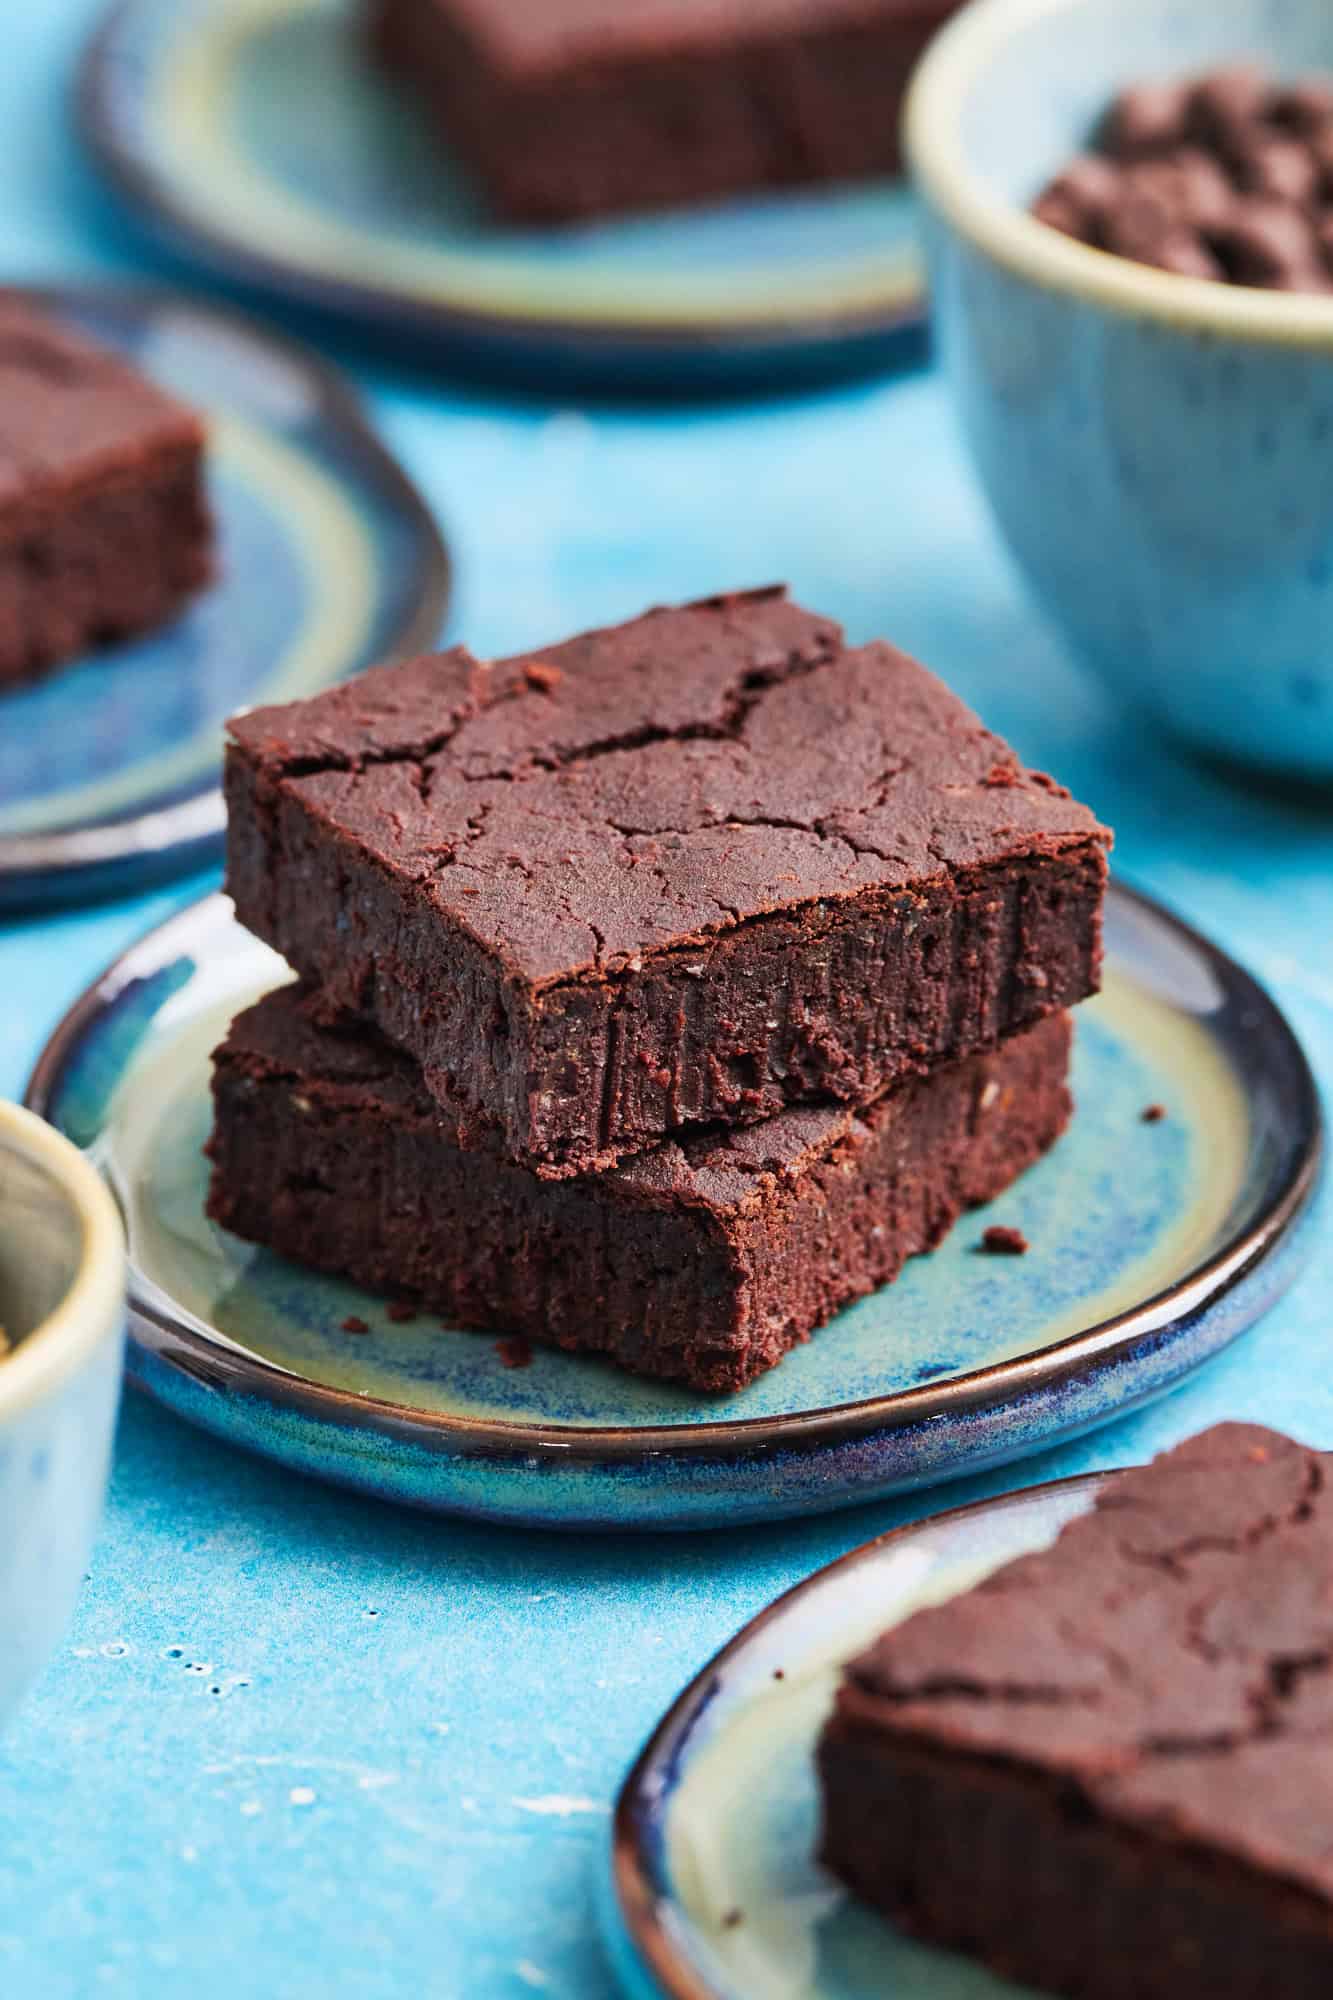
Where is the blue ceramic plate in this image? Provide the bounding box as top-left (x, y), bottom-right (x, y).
top-left (79, 0), bottom-right (926, 391)
top-left (0, 285), bottom-right (449, 911)
top-left (25, 883), bottom-right (1318, 1530)
top-left (606, 1472), bottom-right (1107, 1997)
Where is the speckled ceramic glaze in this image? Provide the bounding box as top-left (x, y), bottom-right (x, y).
top-left (25, 883), bottom-right (1318, 1531)
top-left (907, 0), bottom-right (1333, 781)
top-left (0, 285), bottom-right (449, 911)
top-left (0, 1104), bottom-right (126, 1728)
top-left (79, 0), bottom-right (926, 391)
top-left (606, 1473), bottom-right (1106, 1999)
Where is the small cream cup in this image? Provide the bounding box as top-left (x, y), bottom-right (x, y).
top-left (0, 1102), bottom-right (125, 1727)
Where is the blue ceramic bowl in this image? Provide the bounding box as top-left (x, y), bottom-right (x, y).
top-left (0, 1105), bottom-right (125, 1727)
top-left (906, 0), bottom-right (1333, 782)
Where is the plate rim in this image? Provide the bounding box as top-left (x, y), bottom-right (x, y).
top-left (23, 880), bottom-right (1323, 1468)
top-left (76, 0), bottom-right (928, 370)
top-left (607, 1466), bottom-right (1113, 2000)
top-left (0, 279), bottom-right (452, 904)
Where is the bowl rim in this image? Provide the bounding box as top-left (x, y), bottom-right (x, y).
top-left (0, 1102), bottom-right (125, 1420)
top-left (904, 0), bottom-right (1333, 348)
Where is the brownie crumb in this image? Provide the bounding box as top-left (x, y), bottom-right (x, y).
top-left (1142, 1102), bottom-right (1168, 1124)
top-left (497, 1336), bottom-right (534, 1370)
top-left (773, 1668), bottom-right (786, 1681)
top-left (341, 1315), bottom-right (370, 1335)
top-left (980, 1225), bottom-right (1030, 1256)
top-left (524, 660), bottom-right (563, 692)
top-left (387, 1300), bottom-right (419, 1324)
top-left (721, 1909), bottom-right (744, 1930)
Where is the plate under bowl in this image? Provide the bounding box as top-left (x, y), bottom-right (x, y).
top-left (25, 883), bottom-right (1319, 1530)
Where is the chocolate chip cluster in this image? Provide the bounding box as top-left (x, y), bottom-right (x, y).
top-left (1032, 64), bottom-right (1333, 291)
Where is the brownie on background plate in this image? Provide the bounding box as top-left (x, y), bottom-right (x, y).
top-left (367, 0), bottom-right (966, 223)
top-left (206, 988), bottom-right (1071, 1394)
top-left (819, 1423), bottom-right (1333, 1998)
top-left (0, 295), bottom-right (213, 690)
top-left (225, 588), bottom-right (1109, 1180)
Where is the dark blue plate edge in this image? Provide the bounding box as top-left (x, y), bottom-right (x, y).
top-left (75, 0), bottom-right (930, 395)
top-left (0, 280), bottom-right (452, 914)
top-left (20, 880), bottom-right (1323, 1529)
top-left (605, 1471), bottom-right (1113, 1999)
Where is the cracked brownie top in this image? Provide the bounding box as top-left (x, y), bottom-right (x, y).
top-left (228, 587), bottom-right (1109, 990)
top-left (841, 1423), bottom-right (1333, 1901)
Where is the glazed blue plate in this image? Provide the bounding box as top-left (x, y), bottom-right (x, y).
top-left (78, 0), bottom-right (926, 392)
top-left (25, 885), bottom-right (1319, 1531)
top-left (0, 285), bottom-right (449, 911)
top-left (605, 1472), bottom-right (1107, 1997)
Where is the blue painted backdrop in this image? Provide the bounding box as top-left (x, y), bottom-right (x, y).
top-left (3, 7), bottom-right (1333, 1997)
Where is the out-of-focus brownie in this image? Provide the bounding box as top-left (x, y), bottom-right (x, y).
top-left (225, 588), bottom-right (1109, 1179)
top-left (368, 0), bottom-right (965, 223)
top-left (819, 1423), bottom-right (1333, 1998)
top-left (0, 295), bottom-right (212, 689)
top-left (205, 987), bottom-right (1072, 1393)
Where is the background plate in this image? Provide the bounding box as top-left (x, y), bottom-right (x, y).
top-left (80, 0), bottom-right (928, 391)
top-left (0, 285), bottom-right (449, 910)
top-left (607, 1473), bottom-right (1108, 1999)
top-left (25, 883), bottom-right (1319, 1530)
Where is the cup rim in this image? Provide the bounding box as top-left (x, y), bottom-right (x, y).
top-left (904, 0), bottom-right (1333, 349)
top-left (0, 1103), bottom-right (124, 1420)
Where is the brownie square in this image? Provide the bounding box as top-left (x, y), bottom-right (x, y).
top-left (205, 988), bottom-right (1072, 1393)
top-left (225, 589), bottom-right (1109, 1179)
top-left (368, 0), bottom-right (964, 223)
top-left (0, 296), bottom-right (213, 690)
top-left (819, 1423), bottom-right (1333, 1998)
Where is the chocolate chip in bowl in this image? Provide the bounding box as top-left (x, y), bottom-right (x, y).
top-left (1033, 61), bottom-right (1333, 292)
top-left (904, 0), bottom-right (1333, 781)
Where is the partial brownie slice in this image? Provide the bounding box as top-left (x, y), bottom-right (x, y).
top-left (0, 295), bottom-right (213, 689)
top-left (368, 0), bottom-right (964, 223)
top-left (819, 1424), bottom-right (1333, 1998)
top-left (205, 987), bottom-right (1072, 1394)
top-left (225, 588), bottom-right (1109, 1179)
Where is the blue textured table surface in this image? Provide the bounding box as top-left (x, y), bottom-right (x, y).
top-left (4, 10), bottom-right (1333, 1998)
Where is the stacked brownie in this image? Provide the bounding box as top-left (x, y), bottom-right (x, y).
top-left (207, 588), bottom-right (1110, 1391)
